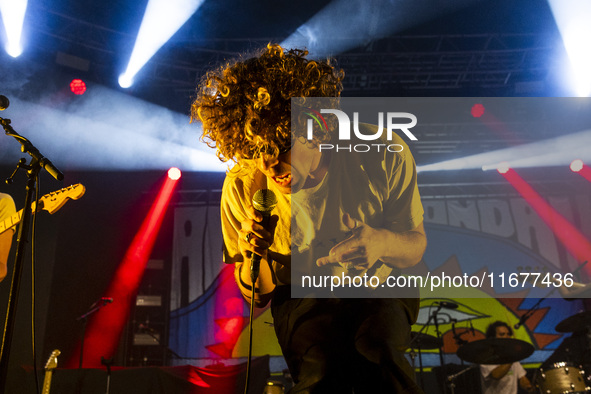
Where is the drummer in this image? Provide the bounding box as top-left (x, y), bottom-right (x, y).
top-left (480, 321), bottom-right (535, 394)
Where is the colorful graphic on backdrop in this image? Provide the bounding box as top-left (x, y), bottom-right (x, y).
top-left (169, 193), bottom-right (589, 368)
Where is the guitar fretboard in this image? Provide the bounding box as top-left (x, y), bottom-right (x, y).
top-left (0, 210), bottom-right (22, 234)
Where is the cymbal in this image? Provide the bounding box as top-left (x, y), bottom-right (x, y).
top-left (457, 338), bottom-right (534, 365)
top-left (409, 332), bottom-right (442, 350)
top-left (555, 311), bottom-right (591, 333)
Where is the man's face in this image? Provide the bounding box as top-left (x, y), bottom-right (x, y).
top-left (255, 139), bottom-right (321, 194)
top-left (495, 326), bottom-right (512, 338)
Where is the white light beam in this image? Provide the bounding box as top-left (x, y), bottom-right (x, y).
top-left (119, 0), bottom-right (205, 88)
top-left (0, 0), bottom-right (28, 57)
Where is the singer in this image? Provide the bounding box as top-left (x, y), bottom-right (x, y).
top-left (0, 192), bottom-right (16, 282)
top-left (192, 44), bottom-right (427, 393)
top-left (480, 321), bottom-right (535, 394)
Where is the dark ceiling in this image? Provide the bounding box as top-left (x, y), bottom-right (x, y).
top-left (1, 0), bottom-right (566, 116)
top-left (2, 0), bottom-right (586, 185)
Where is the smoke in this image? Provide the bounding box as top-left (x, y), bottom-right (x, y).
top-left (281, 0), bottom-right (476, 57)
top-left (0, 84), bottom-right (225, 172)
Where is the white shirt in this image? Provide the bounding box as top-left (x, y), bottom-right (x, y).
top-left (480, 362), bottom-right (526, 394)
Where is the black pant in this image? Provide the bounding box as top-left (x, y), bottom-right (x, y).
top-left (271, 287), bottom-right (424, 394)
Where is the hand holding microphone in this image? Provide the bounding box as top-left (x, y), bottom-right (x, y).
top-left (240, 189), bottom-right (278, 283)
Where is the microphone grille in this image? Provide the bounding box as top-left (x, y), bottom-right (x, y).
top-left (252, 189), bottom-right (278, 214)
top-left (0, 95), bottom-right (9, 111)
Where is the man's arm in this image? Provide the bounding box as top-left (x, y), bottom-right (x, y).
top-left (0, 194), bottom-right (16, 282)
top-left (221, 182), bottom-right (279, 307)
top-left (373, 221), bottom-right (426, 268)
top-left (316, 214), bottom-right (426, 270)
top-left (316, 134), bottom-right (426, 271)
top-left (488, 363), bottom-right (512, 380)
top-left (518, 375), bottom-right (535, 393)
top-left (0, 229), bottom-right (14, 282)
top-left (234, 257), bottom-right (276, 307)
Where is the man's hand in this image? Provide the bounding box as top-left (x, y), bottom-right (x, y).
top-left (519, 376), bottom-right (536, 393)
top-left (238, 204), bottom-right (278, 262)
top-left (316, 213), bottom-right (385, 271)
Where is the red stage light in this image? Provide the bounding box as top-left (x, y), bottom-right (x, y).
top-left (500, 168), bottom-right (591, 273)
top-left (67, 172), bottom-right (179, 368)
top-left (471, 103), bottom-right (485, 118)
top-left (570, 159), bottom-right (584, 172)
top-left (70, 79), bottom-right (87, 95)
top-left (572, 160), bottom-right (591, 183)
top-left (168, 167), bottom-right (181, 180)
top-left (496, 162), bottom-right (510, 174)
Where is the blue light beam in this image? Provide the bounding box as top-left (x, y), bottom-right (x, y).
top-left (119, 0), bottom-right (205, 88)
top-left (0, 0), bottom-right (28, 57)
top-left (548, 0), bottom-right (591, 96)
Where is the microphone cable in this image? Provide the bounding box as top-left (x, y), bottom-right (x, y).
top-left (243, 188), bottom-right (277, 394)
top-left (243, 268), bottom-right (258, 394)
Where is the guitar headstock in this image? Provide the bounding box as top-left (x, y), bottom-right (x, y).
top-left (37, 184), bottom-right (86, 214)
top-left (44, 349), bottom-right (61, 371)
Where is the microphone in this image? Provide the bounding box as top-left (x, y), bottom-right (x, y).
top-left (514, 314), bottom-right (528, 329)
top-left (250, 189), bottom-right (277, 282)
top-left (83, 297), bottom-right (114, 316)
top-left (435, 301), bottom-right (459, 309)
top-left (470, 319), bottom-right (475, 336)
top-left (0, 95), bottom-right (9, 110)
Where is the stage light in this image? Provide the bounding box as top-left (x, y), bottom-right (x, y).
top-left (168, 167), bottom-right (181, 180)
top-left (570, 159), bottom-right (583, 172)
top-left (118, 74), bottom-right (133, 89)
top-left (471, 103), bottom-right (485, 118)
top-left (500, 168), bottom-right (591, 274)
top-left (548, 0), bottom-right (591, 96)
top-left (69, 79), bottom-right (87, 95)
top-left (570, 159), bottom-right (591, 182)
top-left (68, 171), bottom-right (180, 368)
top-left (496, 162), bottom-right (510, 174)
top-left (119, 0), bottom-right (205, 87)
top-left (0, 0), bottom-right (28, 57)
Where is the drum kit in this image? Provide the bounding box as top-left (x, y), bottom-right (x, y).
top-left (409, 310), bottom-right (591, 394)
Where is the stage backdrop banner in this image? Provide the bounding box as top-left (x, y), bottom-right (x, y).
top-left (168, 190), bottom-right (589, 369)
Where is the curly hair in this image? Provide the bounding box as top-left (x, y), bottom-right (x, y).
top-left (485, 321), bottom-right (513, 338)
top-left (191, 43), bottom-right (344, 166)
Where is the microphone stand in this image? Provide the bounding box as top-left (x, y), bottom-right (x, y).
top-left (516, 262), bottom-right (588, 331)
top-left (101, 357), bottom-right (113, 394)
top-left (76, 299), bottom-right (112, 368)
top-left (432, 306), bottom-right (448, 394)
top-left (0, 115), bottom-right (63, 393)
top-left (408, 304), bottom-right (444, 392)
top-left (447, 364), bottom-right (477, 394)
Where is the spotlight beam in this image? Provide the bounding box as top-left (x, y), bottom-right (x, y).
top-left (574, 163), bottom-right (591, 183)
top-left (500, 168), bottom-right (591, 274)
top-left (548, 0), bottom-right (591, 96)
top-left (281, 0), bottom-right (476, 57)
top-left (0, 0), bottom-right (28, 57)
top-left (0, 91), bottom-right (226, 172)
top-left (67, 173), bottom-right (179, 368)
top-left (119, 0), bottom-right (205, 87)
top-left (419, 128), bottom-right (591, 173)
